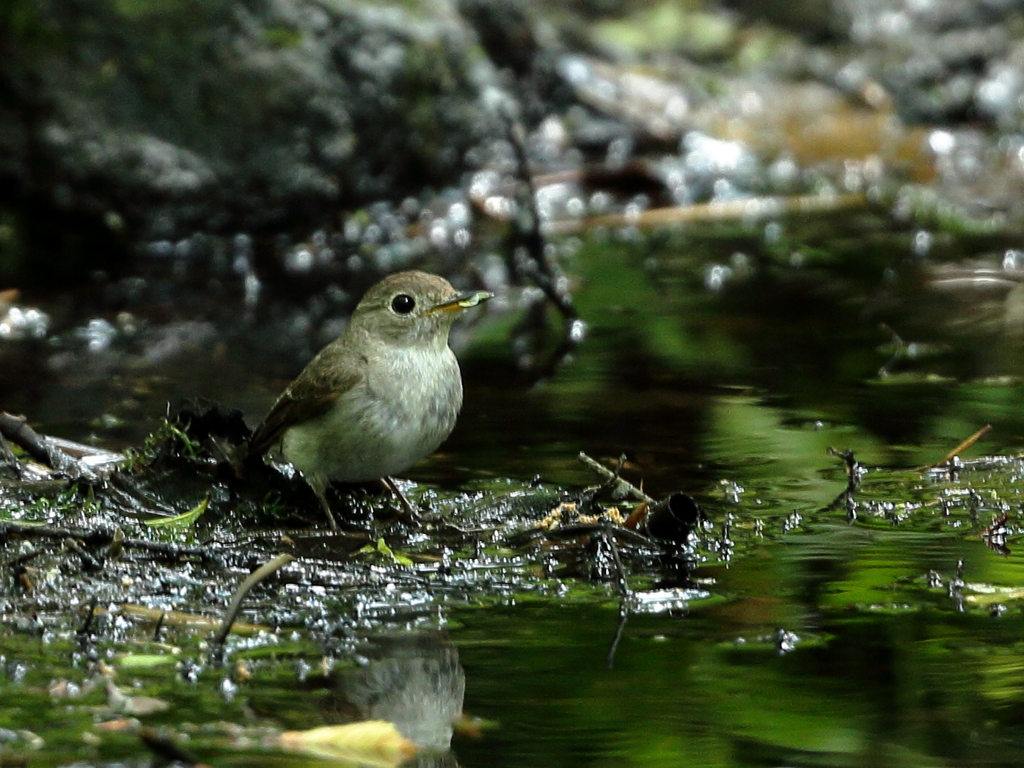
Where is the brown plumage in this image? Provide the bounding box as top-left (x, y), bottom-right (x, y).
top-left (250, 271), bottom-right (491, 491)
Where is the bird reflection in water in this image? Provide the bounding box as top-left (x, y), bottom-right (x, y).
top-left (320, 631), bottom-right (466, 767)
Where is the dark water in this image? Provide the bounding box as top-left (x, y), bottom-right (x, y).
top-left (452, 595), bottom-right (1024, 767)
top-left (4, 209), bottom-right (1024, 766)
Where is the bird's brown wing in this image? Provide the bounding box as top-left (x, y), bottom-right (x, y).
top-left (248, 361), bottom-right (360, 458)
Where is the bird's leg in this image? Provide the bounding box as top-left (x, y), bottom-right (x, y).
top-left (305, 473), bottom-right (339, 530)
top-left (382, 476), bottom-right (421, 526)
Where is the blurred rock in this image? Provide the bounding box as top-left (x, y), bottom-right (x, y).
top-left (0, 0), bottom-right (493, 251)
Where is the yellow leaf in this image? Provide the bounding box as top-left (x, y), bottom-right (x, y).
top-left (278, 720), bottom-right (417, 766)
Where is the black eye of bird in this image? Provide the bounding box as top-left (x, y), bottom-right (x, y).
top-left (391, 294), bottom-right (416, 315)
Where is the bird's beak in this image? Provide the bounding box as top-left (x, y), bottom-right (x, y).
top-left (426, 290), bottom-right (494, 315)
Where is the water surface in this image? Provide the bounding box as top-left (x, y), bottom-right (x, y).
top-left (3, 210), bottom-right (1024, 767)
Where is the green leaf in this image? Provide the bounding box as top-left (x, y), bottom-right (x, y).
top-left (115, 653), bottom-right (178, 669)
top-left (356, 537), bottom-right (413, 566)
top-left (144, 495), bottom-right (209, 528)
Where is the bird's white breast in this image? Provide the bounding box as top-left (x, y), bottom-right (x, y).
top-left (281, 343), bottom-right (463, 483)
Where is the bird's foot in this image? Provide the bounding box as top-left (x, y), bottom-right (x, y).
top-left (305, 473), bottom-right (339, 530)
top-left (382, 476), bottom-right (421, 526)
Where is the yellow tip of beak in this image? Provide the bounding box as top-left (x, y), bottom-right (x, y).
top-left (427, 290), bottom-right (494, 315)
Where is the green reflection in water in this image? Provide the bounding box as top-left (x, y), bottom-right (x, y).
top-left (452, 558), bottom-right (1024, 768)
top-left (452, 219), bottom-right (1024, 494)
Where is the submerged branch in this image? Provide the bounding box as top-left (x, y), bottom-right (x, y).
top-left (213, 552), bottom-right (295, 645)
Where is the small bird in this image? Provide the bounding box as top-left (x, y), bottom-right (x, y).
top-left (249, 271), bottom-right (492, 526)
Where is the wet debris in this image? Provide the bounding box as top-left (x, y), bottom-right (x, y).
top-left (0, 408), bottom-right (719, 671)
top-left (645, 493), bottom-right (708, 546)
top-left (821, 428), bottom-right (1024, 560)
top-left (774, 627), bottom-right (800, 655)
top-left (0, 412), bottom-right (99, 482)
top-left (981, 513), bottom-right (1011, 557)
top-left (504, 454), bottom-right (709, 592)
top-left (576, 452), bottom-right (708, 547)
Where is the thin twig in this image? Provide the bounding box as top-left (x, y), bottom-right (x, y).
top-left (524, 316), bottom-right (588, 386)
top-left (877, 323), bottom-right (905, 379)
top-left (0, 412), bottom-right (94, 480)
top-left (578, 451), bottom-right (654, 503)
top-left (823, 448), bottom-right (861, 518)
top-left (603, 524), bottom-right (631, 598)
top-left (153, 612), bottom-right (166, 643)
top-left (0, 520), bottom-right (216, 562)
top-left (77, 596), bottom-right (99, 638)
top-left (606, 600), bottom-right (629, 670)
top-left (924, 425), bottom-right (993, 470)
top-left (212, 552), bottom-right (294, 646)
top-left (497, 106), bottom-right (585, 381)
top-left (502, 111), bottom-right (578, 321)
